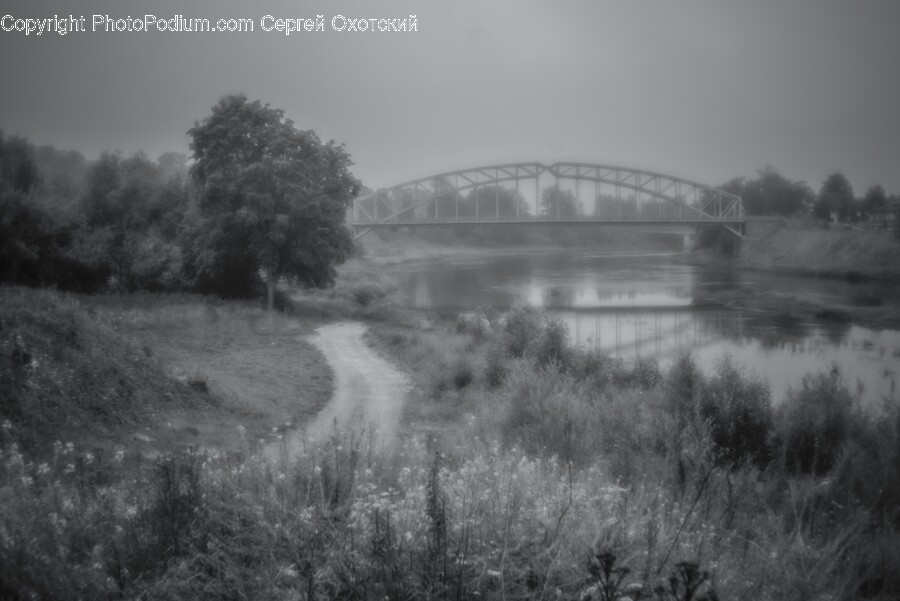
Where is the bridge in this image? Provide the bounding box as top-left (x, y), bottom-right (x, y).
top-left (349, 162), bottom-right (744, 239)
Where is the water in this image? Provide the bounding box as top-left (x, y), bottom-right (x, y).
top-left (391, 250), bottom-right (900, 405)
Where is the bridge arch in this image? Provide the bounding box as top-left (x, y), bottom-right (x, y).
top-left (350, 162), bottom-right (743, 238)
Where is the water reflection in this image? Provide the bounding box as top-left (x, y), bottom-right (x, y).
top-left (394, 250), bottom-right (900, 405)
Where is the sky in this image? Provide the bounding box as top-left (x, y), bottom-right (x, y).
top-left (2, 0), bottom-right (899, 195)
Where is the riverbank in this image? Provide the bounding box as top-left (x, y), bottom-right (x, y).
top-left (3, 274), bottom-right (900, 599)
top-left (738, 227), bottom-right (900, 281)
top-left (673, 226), bottom-right (900, 328)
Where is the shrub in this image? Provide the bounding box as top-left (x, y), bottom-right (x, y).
top-left (531, 316), bottom-right (570, 368)
top-left (665, 351), bottom-right (704, 420)
top-left (567, 347), bottom-right (618, 391)
top-left (776, 366), bottom-right (855, 475)
top-left (613, 357), bottom-right (662, 391)
top-left (352, 283), bottom-right (387, 308)
top-left (698, 356), bottom-right (772, 467)
top-left (502, 306), bottom-right (543, 358)
top-left (483, 344), bottom-right (508, 388)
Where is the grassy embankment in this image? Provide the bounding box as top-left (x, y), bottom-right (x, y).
top-left (684, 227), bottom-right (900, 328)
top-left (2, 258), bottom-right (900, 600)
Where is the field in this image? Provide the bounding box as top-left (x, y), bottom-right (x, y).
top-left (1, 261), bottom-right (899, 600)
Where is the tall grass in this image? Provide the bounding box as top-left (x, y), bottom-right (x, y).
top-left (3, 291), bottom-right (900, 600)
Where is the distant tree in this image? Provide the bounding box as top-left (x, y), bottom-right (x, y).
top-left (722, 168), bottom-right (813, 216)
top-left (0, 132), bottom-right (40, 194)
top-left (33, 144), bottom-right (87, 208)
top-left (157, 152), bottom-right (188, 181)
top-left (541, 185), bottom-right (578, 217)
top-left (746, 167), bottom-right (813, 216)
top-left (462, 185), bottom-right (528, 219)
top-left (862, 184), bottom-right (887, 218)
top-left (186, 94), bottom-right (360, 309)
top-left (815, 172), bottom-right (855, 222)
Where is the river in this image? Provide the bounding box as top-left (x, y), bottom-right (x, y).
top-left (390, 249), bottom-right (900, 406)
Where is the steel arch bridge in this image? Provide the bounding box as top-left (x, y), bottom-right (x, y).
top-left (349, 162), bottom-right (744, 239)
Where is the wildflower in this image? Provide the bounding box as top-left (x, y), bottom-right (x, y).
top-left (64, 463), bottom-right (75, 475)
top-left (124, 506), bottom-right (138, 520)
top-left (84, 452), bottom-right (94, 465)
top-left (36, 463), bottom-right (50, 476)
top-left (114, 449), bottom-right (125, 463)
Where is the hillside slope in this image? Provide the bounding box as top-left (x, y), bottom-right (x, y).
top-left (0, 288), bottom-right (215, 453)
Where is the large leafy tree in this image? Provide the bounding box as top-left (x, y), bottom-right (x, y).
top-left (186, 94), bottom-right (360, 309)
top-left (716, 168), bottom-right (813, 217)
top-left (742, 167), bottom-right (813, 216)
top-left (815, 172), bottom-right (855, 222)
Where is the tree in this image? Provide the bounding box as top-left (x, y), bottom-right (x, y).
top-left (743, 167), bottom-right (813, 216)
top-left (541, 185), bottom-right (578, 217)
top-left (862, 184), bottom-right (887, 216)
top-left (815, 172), bottom-right (855, 222)
top-left (719, 168), bottom-right (813, 217)
top-left (461, 185), bottom-right (528, 219)
top-left (186, 94), bottom-right (360, 310)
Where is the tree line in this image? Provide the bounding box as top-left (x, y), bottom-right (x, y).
top-left (0, 94), bottom-right (360, 309)
top-left (718, 166), bottom-right (897, 223)
top-left (2, 99), bottom-right (896, 301)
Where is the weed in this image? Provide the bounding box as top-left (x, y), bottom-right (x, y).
top-left (776, 366), bottom-right (855, 475)
top-left (698, 356), bottom-right (772, 468)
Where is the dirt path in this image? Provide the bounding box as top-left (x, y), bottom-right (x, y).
top-left (294, 321), bottom-right (410, 447)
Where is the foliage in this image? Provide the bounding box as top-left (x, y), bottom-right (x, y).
top-left (775, 366), bottom-right (855, 475)
top-left (3, 293), bottom-right (900, 600)
top-left (0, 132), bottom-right (190, 293)
top-left (0, 288), bottom-right (212, 453)
top-left (502, 306), bottom-right (544, 358)
top-left (541, 184), bottom-right (578, 217)
top-left (459, 185), bottom-right (529, 220)
top-left (185, 94), bottom-right (360, 306)
top-left (815, 172), bottom-right (855, 222)
top-left (726, 167), bottom-right (814, 217)
top-left (697, 356), bottom-right (772, 468)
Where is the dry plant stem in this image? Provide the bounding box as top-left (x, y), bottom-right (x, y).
top-left (656, 464), bottom-right (714, 578)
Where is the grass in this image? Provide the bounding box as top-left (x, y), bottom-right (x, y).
top-left (2, 277), bottom-right (900, 600)
top-left (0, 287), bottom-right (214, 454)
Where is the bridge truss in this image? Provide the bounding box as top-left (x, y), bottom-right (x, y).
top-left (350, 162), bottom-right (744, 238)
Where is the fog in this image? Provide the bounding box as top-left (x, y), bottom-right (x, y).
top-left (2, 0), bottom-right (899, 193)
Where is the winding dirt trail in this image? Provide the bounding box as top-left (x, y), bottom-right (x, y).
top-left (297, 321), bottom-right (410, 446)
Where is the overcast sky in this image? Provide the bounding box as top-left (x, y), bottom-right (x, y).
top-left (2, 0), bottom-right (899, 194)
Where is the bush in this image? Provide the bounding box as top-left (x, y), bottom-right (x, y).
top-left (531, 317), bottom-right (570, 368)
top-left (698, 356), bottom-right (772, 467)
top-left (483, 344), bottom-right (508, 388)
top-left (502, 306), bottom-right (543, 358)
top-left (613, 357), bottom-right (662, 391)
top-left (664, 351), bottom-right (704, 420)
top-left (776, 366), bottom-right (855, 475)
top-left (351, 283), bottom-right (387, 308)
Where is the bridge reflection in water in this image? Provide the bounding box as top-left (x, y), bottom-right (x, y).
top-left (558, 309), bottom-right (739, 362)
